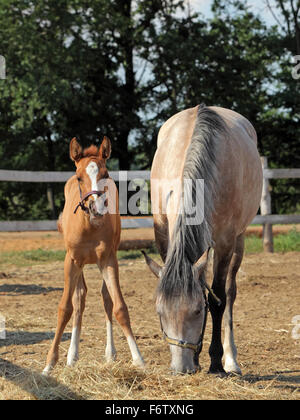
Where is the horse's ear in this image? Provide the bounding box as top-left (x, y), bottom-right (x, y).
top-left (99, 136), bottom-right (111, 161)
top-left (193, 248), bottom-right (210, 278)
top-left (70, 137), bottom-right (83, 162)
top-left (141, 250), bottom-right (163, 278)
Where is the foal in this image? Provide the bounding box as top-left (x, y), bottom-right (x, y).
top-left (43, 137), bottom-right (144, 374)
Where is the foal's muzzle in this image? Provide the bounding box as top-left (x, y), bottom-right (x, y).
top-left (74, 190), bottom-right (106, 215)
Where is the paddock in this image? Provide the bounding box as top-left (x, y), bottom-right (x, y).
top-left (0, 229), bottom-right (299, 400)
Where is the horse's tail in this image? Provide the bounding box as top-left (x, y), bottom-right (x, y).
top-left (57, 213), bottom-right (63, 234)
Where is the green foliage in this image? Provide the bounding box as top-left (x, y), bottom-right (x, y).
top-left (0, 0), bottom-right (299, 220)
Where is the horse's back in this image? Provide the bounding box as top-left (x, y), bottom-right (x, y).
top-left (152, 105), bottom-right (262, 248)
top-left (210, 106), bottom-right (257, 145)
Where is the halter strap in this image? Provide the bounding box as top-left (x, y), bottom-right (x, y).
top-left (74, 180), bottom-right (106, 214)
top-left (159, 297), bottom-right (208, 356)
top-left (159, 285), bottom-right (220, 357)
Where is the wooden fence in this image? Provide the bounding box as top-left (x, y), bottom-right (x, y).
top-left (0, 158), bottom-right (299, 252)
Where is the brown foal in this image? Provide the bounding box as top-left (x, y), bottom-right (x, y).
top-left (43, 137), bottom-right (144, 374)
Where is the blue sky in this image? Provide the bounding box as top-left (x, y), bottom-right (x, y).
top-left (185, 0), bottom-right (278, 26)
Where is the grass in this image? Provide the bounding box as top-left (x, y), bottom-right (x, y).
top-left (245, 228), bottom-right (300, 254)
top-left (0, 249), bottom-right (66, 267)
top-left (0, 230), bottom-right (299, 268)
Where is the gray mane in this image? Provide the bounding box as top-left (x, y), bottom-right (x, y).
top-left (158, 105), bottom-right (227, 301)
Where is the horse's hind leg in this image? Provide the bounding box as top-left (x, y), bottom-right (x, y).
top-left (101, 281), bottom-right (117, 362)
top-left (223, 233), bottom-right (244, 375)
top-left (67, 273), bottom-right (87, 366)
top-left (100, 253), bottom-right (144, 367)
top-left (43, 252), bottom-right (82, 375)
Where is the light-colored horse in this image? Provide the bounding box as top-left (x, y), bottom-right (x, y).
top-left (43, 137), bottom-right (144, 374)
top-left (143, 105), bottom-right (262, 375)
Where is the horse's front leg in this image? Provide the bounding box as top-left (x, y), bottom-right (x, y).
top-left (101, 280), bottom-right (117, 362)
top-left (208, 245), bottom-right (234, 375)
top-left (99, 253), bottom-right (144, 368)
top-left (43, 252), bottom-right (82, 375)
top-left (67, 273), bottom-right (87, 366)
top-left (223, 234), bottom-right (244, 375)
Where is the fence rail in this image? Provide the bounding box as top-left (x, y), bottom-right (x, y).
top-left (0, 214), bottom-right (299, 233)
top-left (0, 162), bottom-right (299, 253)
top-left (0, 169), bottom-right (151, 182)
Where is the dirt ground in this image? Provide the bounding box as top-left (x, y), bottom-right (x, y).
top-left (0, 231), bottom-right (299, 400)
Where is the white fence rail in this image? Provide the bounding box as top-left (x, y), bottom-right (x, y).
top-left (0, 162), bottom-right (300, 253)
top-left (0, 169), bottom-right (150, 183)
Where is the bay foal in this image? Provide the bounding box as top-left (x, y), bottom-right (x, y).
top-left (43, 137), bottom-right (144, 374)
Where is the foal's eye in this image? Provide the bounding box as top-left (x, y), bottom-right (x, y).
top-left (194, 309), bottom-right (202, 316)
top-left (77, 177), bottom-right (81, 182)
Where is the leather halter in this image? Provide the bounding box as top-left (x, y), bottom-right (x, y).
top-left (74, 180), bottom-right (106, 214)
top-left (159, 284), bottom-right (220, 358)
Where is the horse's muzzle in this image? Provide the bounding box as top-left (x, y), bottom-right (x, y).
top-left (88, 196), bottom-right (108, 217)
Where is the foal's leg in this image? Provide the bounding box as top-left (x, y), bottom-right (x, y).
top-left (43, 253), bottom-right (82, 375)
top-left (223, 234), bottom-right (244, 375)
top-left (67, 273), bottom-right (87, 366)
top-left (208, 244), bottom-right (234, 375)
top-left (101, 280), bottom-right (117, 362)
top-left (99, 253), bottom-right (144, 367)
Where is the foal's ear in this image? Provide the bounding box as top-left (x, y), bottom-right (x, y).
top-left (70, 137), bottom-right (83, 162)
top-left (99, 136), bottom-right (111, 161)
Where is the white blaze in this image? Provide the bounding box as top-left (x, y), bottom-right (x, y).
top-left (86, 161), bottom-right (99, 199)
top-left (86, 161), bottom-right (107, 214)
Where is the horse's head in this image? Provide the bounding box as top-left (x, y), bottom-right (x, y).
top-left (70, 136), bottom-right (112, 219)
top-left (143, 249), bottom-right (217, 374)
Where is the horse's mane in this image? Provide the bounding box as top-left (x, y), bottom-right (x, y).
top-left (83, 145), bottom-right (98, 158)
top-left (158, 105), bottom-right (228, 302)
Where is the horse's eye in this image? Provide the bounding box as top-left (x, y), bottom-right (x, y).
top-left (194, 309), bottom-right (202, 316)
top-left (77, 177), bottom-right (81, 182)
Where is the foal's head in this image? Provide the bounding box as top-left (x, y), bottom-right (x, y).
top-left (70, 136), bottom-right (112, 219)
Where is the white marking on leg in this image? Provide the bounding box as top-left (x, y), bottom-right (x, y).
top-left (223, 328), bottom-right (241, 374)
top-left (67, 326), bottom-right (80, 366)
top-left (105, 320), bottom-right (117, 362)
top-left (127, 335), bottom-right (145, 367)
top-left (42, 365), bottom-right (52, 376)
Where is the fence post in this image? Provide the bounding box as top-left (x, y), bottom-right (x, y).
top-left (260, 157), bottom-right (274, 252)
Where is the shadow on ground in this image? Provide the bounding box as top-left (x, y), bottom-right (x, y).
top-left (242, 370), bottom-right (300, 393)
top-left (0, 358), bottom-right (83, 400)
top-left (0, 331), bottom-right (71, 347)
top-left (0, 283), bottom-right (62, 296)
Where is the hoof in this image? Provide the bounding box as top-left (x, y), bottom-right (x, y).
top-left (208, 364), bottom-right (227, 378)
top-left (105, 349), bottom-right (117, 363)
top-left (67, 353), bottom-right (79, 367)
top-left (224, 357), bottom-right (242, 375)
top-left (132, 358), bottom-right (145, 369)
top-left (224, 362), bottom-right (242, 376)
top-left (42, 365), bottom-right (53, 376)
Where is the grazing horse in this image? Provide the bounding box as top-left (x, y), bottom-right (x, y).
top-left (143, 105), bottom-right (262, 375)
top-left (43, 137), bottom-right (144, 375)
